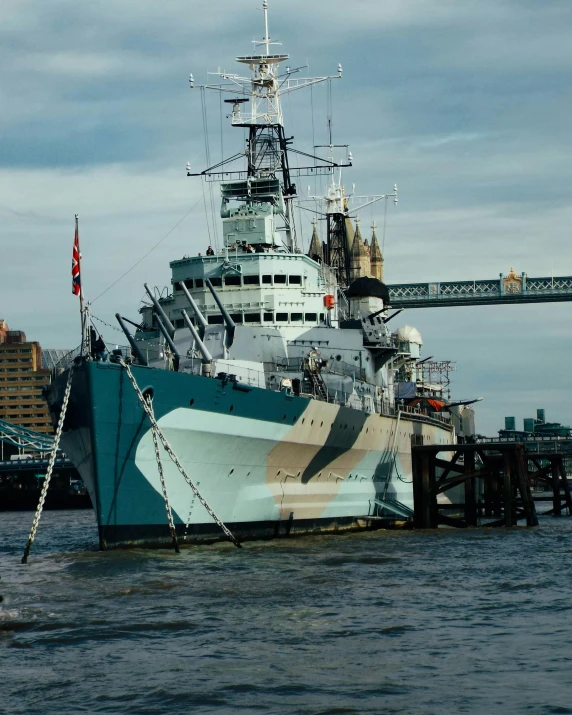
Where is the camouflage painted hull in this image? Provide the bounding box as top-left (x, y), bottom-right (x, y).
top-left (46, 360), bottom-right (454, 549)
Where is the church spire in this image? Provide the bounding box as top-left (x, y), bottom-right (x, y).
top-left (370, 220), bottom-right (384, 282)
top-left (308, 217), bottom-right (323, 263)
top-left (349, 217), bottom-right (371, 281)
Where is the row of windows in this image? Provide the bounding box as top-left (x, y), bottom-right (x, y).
top-left (174, 274), bottom-right (303, 292)
top-left (0, 348), bottom-right (32, 354)
top-left (0, 378), bottom-right (48, 389)
top-left (0, 401), bottom-right (45, 408)
top-left (174, 311), bottom-right (326, 328)
top-left (0, 358), bottom-right (33, 364)
top-left (0, 404), bottom-right (47, 410)
top-left (0, 393), bottom-right (42, 400)
top-left (4, 420), bottom-right (51, 428)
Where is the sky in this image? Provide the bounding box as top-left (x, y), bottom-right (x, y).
top-left (1, 0), bottom-right (571, 435)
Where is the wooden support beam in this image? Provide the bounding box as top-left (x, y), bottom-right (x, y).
top-left (503, 453), bottom-right (513, 527)
top-left (560, 465), bottom-right (572, 515)
top-left (551, 458), bottom-right (562, 517)
top-left (516, 449), bottom-right (539, 526)
top-left (464, 449), bottom-right (477, 527)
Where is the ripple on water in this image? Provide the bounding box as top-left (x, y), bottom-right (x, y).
top-left (2, 513), bottom-right (572, 714)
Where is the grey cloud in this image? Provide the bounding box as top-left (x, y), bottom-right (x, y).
top-left (0, 0), bottom-right (571, 435)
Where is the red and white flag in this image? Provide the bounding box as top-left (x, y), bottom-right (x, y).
top-left (72, 217), bottom-right (81, 297)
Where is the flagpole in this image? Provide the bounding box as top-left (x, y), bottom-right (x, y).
top-left (75, 214), bottom-right (86, 355)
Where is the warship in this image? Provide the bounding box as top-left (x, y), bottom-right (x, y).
top-left (46, 2), bottom-right (459, 549)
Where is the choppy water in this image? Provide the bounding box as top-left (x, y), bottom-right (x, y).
top-left (1, 511), bottom-right (572, 714)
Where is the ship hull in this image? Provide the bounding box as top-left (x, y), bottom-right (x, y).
top-left (46, 360), bottom-right (454, 549)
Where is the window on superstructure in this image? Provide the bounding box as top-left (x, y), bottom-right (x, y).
top-left (224, 276), bottom-right (241, 287)
top-left (195, 279), bottom-right (204, 289)
top-left (289, 275), bottom-right (302, 285)
top-left (305, 313), bottom-right (317, 322)
top-left (274, 275), bottom-right (286, 284)
top-left (263, 312), bottom-right (274, 322)
top-left (207, 315), bottom-right (224, 325)
top-left (244, 313), bottom-right (260, 323)
top-left (276, 313), bottom-right (288, 322)
top-left (174, 282), bottom-right (182, 292)
top-left (230, 314), bottom-right (243, 324)
top-left (319, 313), bottom-right (325, 322)
top-left (184, 279), bottom-right (194, 289)
top-left (243, 275), bottom-right (260, 286)
top-left (262, 275), bottom-right (272, 284)
top-left (209, 277), bottom-right (222, 287)
top-left (291, 313), bottom-right (303, 322)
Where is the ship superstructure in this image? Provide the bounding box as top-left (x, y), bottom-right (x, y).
top-left (45, 2), bottom-right (457, 549)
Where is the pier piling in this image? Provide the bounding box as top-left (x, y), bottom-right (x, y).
top-left (412, 442), bottom-right (569, 528)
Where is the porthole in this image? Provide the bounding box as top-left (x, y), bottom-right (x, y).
top-left (190, 398), bottom-right (195, 406)
top-left (311, 420), bottom-right (314, 426)
top-left (229, 405), bottom-right (234, 413)
top-left (229, 468), bottom-right (234, 476)
top-left (283, 414), bottom-right (287, 421)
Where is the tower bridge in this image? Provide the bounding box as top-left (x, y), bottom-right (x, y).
top-left (387, 269), bottom-right (572, 309)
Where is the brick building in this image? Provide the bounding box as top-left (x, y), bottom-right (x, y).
top-left (0, 320), bottom-right (53, 433)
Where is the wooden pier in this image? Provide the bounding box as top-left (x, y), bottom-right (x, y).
top-left (412, 443), bottom-right (572, 528)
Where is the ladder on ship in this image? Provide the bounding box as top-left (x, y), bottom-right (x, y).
top-left (302, 357), bottom-right (328, 401)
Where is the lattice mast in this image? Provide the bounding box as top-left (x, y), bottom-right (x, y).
top-left (188, 1), bottom-right (346, 252)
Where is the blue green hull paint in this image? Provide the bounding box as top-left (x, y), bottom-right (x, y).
top-left (47, 360), bottom-right (452, 549)
top-left (53, 361), bottom-right (318, 548)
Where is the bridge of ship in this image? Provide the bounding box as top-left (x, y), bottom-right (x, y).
top-left (387, 271), bottom-right (572, 309)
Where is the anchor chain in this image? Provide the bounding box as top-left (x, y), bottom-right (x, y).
top-left (118, 359), bottom-right (242, 548)
top-left (21, 363), bottom-right (76, 564)
top-left (146, 394), bottom-right (180, 553)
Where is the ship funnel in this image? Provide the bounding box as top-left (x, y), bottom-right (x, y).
top-left (115, 314), bottom-right (148, 366)
top-left (144, 283), bottom-right (175, 338)
top-left (205, 278), bottom-right (235, 348)
top-left (180, 282), bottom-right (207, 339)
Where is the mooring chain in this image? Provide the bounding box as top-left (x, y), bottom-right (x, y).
top-left (146, 393), bottom-right (180, 553)
top-left (21, 364), bottom-right (76, 564)
top-left (118, 359), bottom-right (242, 548)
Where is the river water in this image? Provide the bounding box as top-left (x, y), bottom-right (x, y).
top-left (1, 510), bottom-right (572, 714)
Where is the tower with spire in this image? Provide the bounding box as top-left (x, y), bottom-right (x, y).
top-left (370, 221), bottom-right (384, 282)
top-left (308, 217), bottom-right (323, 263)
top-left (349, 217), bottom-right (371, 281)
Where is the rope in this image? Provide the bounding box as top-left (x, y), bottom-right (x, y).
top-left (91, 199), bottom-right (202, 304)
top-left (21, 364), bottom-right (75, 564)
top-left (146, 394), bottom-right (180, 553)
top-left (118, 358), bottom-right (242, 548)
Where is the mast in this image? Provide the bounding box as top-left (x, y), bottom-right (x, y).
top-left (188, 1), bottom-right (348, 254)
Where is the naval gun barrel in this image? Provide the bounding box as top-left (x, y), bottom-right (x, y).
top-left (115, 314), bottom-right (149, 366)
top-left (155, 314), bottom-right (181, 366)
top-left (180, 282), bottom-right (208, 339)
top-left (180, 309), bottom-right (213, 372)
top-left (144, 283), bottom-right (176, 338)
top-left (205, 278), bottom-right (235, 347)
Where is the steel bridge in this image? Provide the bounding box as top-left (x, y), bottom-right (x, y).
top-left (387, 270), bottom-right (572, 309)
top-left (0, 418), bottom-right (57, 453)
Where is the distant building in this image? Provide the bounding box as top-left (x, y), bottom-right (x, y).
top-left (0, 321), bottom-right (53, 434)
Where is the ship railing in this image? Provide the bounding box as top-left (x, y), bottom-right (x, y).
top-left (48, 345), bottom-right (82, 375)
top-left (268, 357), bottom-right (367, 383)
top-left (477, 435), bottom-right (572, 443)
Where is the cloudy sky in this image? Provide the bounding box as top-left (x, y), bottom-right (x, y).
top-left (1, 0), bottom-right (571, 434)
